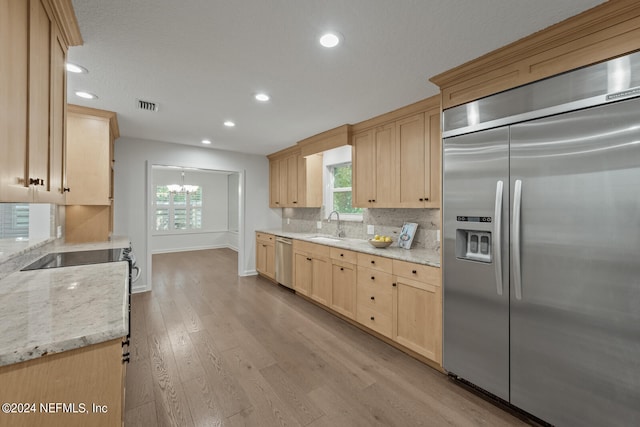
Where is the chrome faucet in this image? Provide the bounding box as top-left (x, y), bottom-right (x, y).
top-left (327, 210), bottom-right (344, 237)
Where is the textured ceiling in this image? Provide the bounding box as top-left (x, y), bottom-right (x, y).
top-left (68, 0), bottom-right (604, 155)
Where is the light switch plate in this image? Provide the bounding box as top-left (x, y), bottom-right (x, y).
top-left (367, 225), bottom-right (374, 234)
top-left (56, 225), bottom-right (62, 238)
top-left (317, 221), bottom-right (322, 229)
top-left (437, 230), bottom-right (440, 241)
top-left (287, 218), bottom-right (290, 225)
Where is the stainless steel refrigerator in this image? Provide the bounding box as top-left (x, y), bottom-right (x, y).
top-left (442, 51), bottom-right (640, 426)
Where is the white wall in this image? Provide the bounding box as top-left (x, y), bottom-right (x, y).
top-left (114, 137), bottom-right (282, 292)
top-left (151, 168), bottom-right (233, 254)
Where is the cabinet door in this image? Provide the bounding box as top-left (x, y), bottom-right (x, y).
top-left (310, 257), bottom-right (331, 306)
top-left (265, 243), bottom-right (275, 279)
top-left (424, 108), bottom-right (441, 208)
top-left (294, 252), bottom-right (312, 296)
top-left (269, 159), bottom-right (281, 207)
top-left (46, 25), bottom-right (66, 203)
top-left (278, 158), bottom-right (288, 207)
top-left (256, 240), bottom-right (267, 274)
top-left (28, 0), bottom-right (52, 192)
top-left (286, 155), bottom-right (298, 206)
top-left (331, 262), bottom-right (356, 319)
top-left (66, 112), bottom-right (111, 205)
top-left (397, 113), bottom-right (426, 208)
top-left (393, 278), bottom-right (442, 363)
top-left (0, 0), bottom-right (29, 201)
top-left (373, 123), bottom-right (397, 207)
top-left (352, 130), bottom-right (375, 207)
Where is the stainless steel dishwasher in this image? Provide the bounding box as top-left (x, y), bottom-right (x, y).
top-left (275, 237), bottom-right (293, 288)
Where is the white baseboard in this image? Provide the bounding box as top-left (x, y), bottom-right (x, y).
top-left (241, 269), bottom-right (258, 276)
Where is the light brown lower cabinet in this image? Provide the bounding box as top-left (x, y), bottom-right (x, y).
top-left (330, 261), bottom-right (356, 319)
top-left (393, 277), bottom-right (442, 364)
top-left (0, 338), bottom-right (125, 427)
top-left (288, 239), bottom-right (442, 365)
top-left (255, 232), bottom-right (275, 280)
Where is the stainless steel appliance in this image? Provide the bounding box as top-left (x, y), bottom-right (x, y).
top-left (442, 51), bottom-right (640, 426)
top-left (275, 237), bottom-right (292, 288)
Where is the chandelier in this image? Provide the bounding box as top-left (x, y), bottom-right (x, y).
top-left (167, 171), bottom-right (199, 194)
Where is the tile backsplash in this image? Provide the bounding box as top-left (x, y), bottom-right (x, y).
top-left (282, 207), bottom-right (440, 251)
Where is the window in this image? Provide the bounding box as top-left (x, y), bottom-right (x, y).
top-left (328, 163), bottom-right (362, 219)
top-left (154, 185), bottom-right (202, 232)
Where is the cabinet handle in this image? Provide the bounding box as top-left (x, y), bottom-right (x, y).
top-left (368, 199), bottom-right (372, 203)
top-left (122, 339), bottom-right (130, 347)
top-left (262, 244), bottom-right (267, 247)
top-left (340, 267), bottom-right (344, 271)
top-left (370, 296), bottom-right (375, 300)
top-left (392, 283), bottom-right (397, 287)
top-left (63, 187), bottom-right (71, 192)
top-left (306, 257), bottom-right (312, 261)
top-left (371, 260), bottom-right (375, 264)
top-left (419, 198), bottom-right (424, 201)
top-left (371, 276), bottom-right (375, 280)
top-left (370, 316), bottom-right (375, 321)
top-left (340, 253), bottom-right (344, 257)
top-left (293, 201), bottom-right (298, 204)
top-left (122, 356), bottom-right (130, 364)
top-left (29, 178), bottom-right (42, 185)
top-left (412, 270), bottom-right (417, 274)
top-left (372, 199), bottom-right (376, 202)
top-left (275, 201), bottom-right (279, 204)
top-left (425, 197), bottom-right (429, 201)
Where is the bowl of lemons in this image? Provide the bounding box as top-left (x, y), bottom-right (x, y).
top-left (369, 235), bottom-right (393, 248)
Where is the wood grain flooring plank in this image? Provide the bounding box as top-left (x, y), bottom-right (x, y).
top-left (124, 400), bottom-right (158, 427)
top-left (148, 332), bottom-right (195, 427)
top-left (306, 385), bottom-right (386, 427)
top-left (125, 358), bottom-right (154, 411)
top-left (190, 329), bottom-right (253, 418)
top-left (259, 363), bottom-right (325, 425)
top-left (182, 375), bottom-right (225, 427)
top-left (167, 322), bottom-right (206, 383)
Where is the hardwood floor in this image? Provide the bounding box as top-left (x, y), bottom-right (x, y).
top-left (125, 249), bottom-right (530, 426)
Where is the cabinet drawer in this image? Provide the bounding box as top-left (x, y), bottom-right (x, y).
top-left (357, 281), bottom-right (393, 314)
top-left (330, 247), bottom-right (358, 264)
top-left (357, 305), bottom-right (392, 338)
top-left (256, 232), bottom-right (275, 243)
top-left (356, 267), bottom-right (394, 293)
top-left (293, 239), bottom-right (331, 257)
top-left (357, 253), bottom-right (393, 272)
top-left (392, 260), bottom-right (440, 285)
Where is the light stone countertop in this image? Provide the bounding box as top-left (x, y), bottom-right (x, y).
top-left (256, 229), bottom-right (440, 268)
top-left (0, 237), bottom-right (131, 367)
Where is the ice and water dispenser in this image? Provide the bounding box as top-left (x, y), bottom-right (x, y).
top-left (455, 216), bottom-right (492, 263)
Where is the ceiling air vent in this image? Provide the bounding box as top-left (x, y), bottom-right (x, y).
top-left (136, 99), bottom-right (159, 112)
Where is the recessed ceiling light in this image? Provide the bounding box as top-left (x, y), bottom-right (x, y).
top-left (224, 121), bottom-right (235, 127)
top-left (75, 91), bottom-right (97, 99)
top-left (319, 32), bottom-right (341, 48)
top-left (255, 93), bottom-right (270, 102)
top-left (66, 62), bottom-right (87, 73)
top-left (202, 139), bottom-right (212, 145)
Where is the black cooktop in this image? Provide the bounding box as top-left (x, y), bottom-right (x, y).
top-left (21, 249), bottom-right (124, 271)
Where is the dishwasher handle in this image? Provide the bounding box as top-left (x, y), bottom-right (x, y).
top-left (275, 237), bottom-right (292, 245)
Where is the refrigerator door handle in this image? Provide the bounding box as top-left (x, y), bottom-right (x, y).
top-left (513, 179), bottom-right (523, 300)
top-left (494, 180), bottom-right (504, 296)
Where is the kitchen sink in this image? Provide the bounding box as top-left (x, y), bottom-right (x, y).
top-left (309, 236), bottom-right (342, 243)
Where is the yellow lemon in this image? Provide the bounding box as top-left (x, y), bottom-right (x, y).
top-left (374, 235), bottom-right (380, 241)
top-left (384, 237), bottom-right (392, 242)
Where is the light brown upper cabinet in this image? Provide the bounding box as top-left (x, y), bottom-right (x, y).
top-left (0, 0), bottom-right (80, 204)
top-left (268, 148), bottom-right (322, 208)
top-left (65, 105), bottom-right (118, 206)
top-left (352, 96), bottom-right (441, 209)
top-left (352, 123), bottom-right (397, 208)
